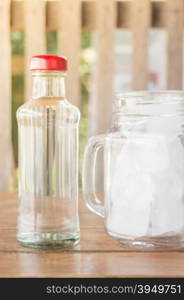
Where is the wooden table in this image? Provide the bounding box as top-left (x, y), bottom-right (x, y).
top-left (0, 192), bottom-right (184, 278)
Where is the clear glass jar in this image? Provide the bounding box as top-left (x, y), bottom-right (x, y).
top-left (17, 55), bottom-right (80, 248)
top-left (83, 91), bottom-right (184, 248)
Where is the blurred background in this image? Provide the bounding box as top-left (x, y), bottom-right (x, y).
top-left (0, 0), bottom-right (183, 191)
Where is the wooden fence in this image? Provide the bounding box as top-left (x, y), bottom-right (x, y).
top-left (0, 0), bottom-right (183, 191)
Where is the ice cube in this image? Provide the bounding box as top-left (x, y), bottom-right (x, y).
top-left (150, 173), bottom-right (184, 236)
top-left (108, 138), bottom-right (154, 237)
top-left (150, 137), bottom-right (184, 236)
top-left (108, 206), bottom-right (151, 237)
top-left (108, 132), bottom-right (184, 238)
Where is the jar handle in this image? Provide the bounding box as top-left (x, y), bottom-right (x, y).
top-left (82, 135), bottom-right (105, 217)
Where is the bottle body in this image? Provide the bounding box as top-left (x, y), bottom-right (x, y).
top-left (17, 96), bottom-right (80, 248)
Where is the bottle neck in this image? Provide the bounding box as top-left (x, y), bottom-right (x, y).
top-left (32, 71), bottom-right (66, 99)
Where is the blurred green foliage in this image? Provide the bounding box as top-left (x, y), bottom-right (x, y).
top-left (12, 75), bottom-right (24, 165)
top-left (47, 31), bottom-right (58, 54)
top-left (11, 30), bottom-right (91, 188)
top-left (11, 32), bottom-right (24, 55)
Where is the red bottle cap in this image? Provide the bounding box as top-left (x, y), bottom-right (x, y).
top-left (30, 55), bottom-right (68, 71)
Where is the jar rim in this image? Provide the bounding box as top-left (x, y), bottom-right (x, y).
top-left (116, 90), bottom-right (184, 103)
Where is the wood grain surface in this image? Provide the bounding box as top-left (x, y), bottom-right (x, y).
top-left (11, 1), bottom-right (168, 31)
top-left (24, 0), bottom-right (46, 101)
top-left (0, 0), bottom-right (12, 191)
top-left (58, 0), bottom-right (81, 107)
top-left (89, 0), bottom-right (116, 135)
top-left (0, 192), bottom-right (183, 278)
top-left (132, 0), bottom-right (151, 90)
top-left (166, 0), bottom-right (183, 89)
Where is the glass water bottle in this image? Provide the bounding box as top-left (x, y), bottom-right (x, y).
top-left (17, 55), bottom-right (80, 248)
